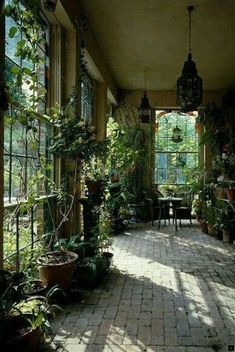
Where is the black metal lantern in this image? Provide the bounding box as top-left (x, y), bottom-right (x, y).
top-left (139, 91), bottom-right (151, 123)
top-left (171, 126), bottom-right (183, 143)
top-left (177, 6), bottom-right (202, 112)
top-left (41, 0), bottom-right (58, 12)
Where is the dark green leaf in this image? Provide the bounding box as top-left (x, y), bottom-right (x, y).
top-left (17, 39), bottom-right (26, 49)
top-left (9, 26), bottom-right (18, 38)
top-left (11, 65), bottom-right (20, 75)
top-left (18, 114), bottom-right (28, 126)
top-left (22, 66), bottom-right (32, 76)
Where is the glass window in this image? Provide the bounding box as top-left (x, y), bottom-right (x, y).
top-left (81, 71), bottom-right (94, 124)
top-left (3, 0), bottom-right (55, 266)
top-left (155, 111), bottom-right (198, 186)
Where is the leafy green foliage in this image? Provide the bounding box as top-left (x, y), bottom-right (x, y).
top-left (50, 118), bottom-right (107, 162)
top-left (5, 0), bottom-right (47, 108)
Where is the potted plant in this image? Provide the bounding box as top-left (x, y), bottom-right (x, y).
top-left (0, 270), bottom-right (61, 351)
top-left (37, 250), bottom-right (78, 290)
top-left (53, 235), bottom-right (83, 255)
top-left (214, 176), bottom-right (227, 199)
top-left (226, 181), bottom-right (235, 201)
top-left (192, 198), bottom-right (203, 221)
top-left (205, 201), bottom-right (216, 235)
top-left (17, 279), bottom-right (48, 297)
top-left (214, 208), bottom-right (235, 243)
top-left (75, 208), bottom-right (113, 287)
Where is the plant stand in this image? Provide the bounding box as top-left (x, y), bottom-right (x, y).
top-left (79, 197), bottom-right (100, 243)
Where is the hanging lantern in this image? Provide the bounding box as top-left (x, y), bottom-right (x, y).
top-left (139, 70), bottom-right (152, 123)
top-left (139, 91), bottom-right (151, 123)
top-left (172, 126), bottom-right (183, 143)
top-left (177, 6), bottom-right (202, 112)
top-left (42, 0), bottom-right (58, 12)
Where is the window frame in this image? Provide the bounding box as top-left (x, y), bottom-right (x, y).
top-left (3, 0), bottom-right (61, 269)
top-left (154, 109), bottom-right (199, 186)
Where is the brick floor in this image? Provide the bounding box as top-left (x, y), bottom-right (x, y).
top-left (40, 221), bottom-right (235, 352)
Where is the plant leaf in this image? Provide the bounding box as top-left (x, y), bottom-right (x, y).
top-left (9, 26), bottom-right (18, 38)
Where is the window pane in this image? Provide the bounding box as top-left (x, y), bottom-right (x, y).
top-left (5, 16), bottom-right (21, 65)
top-left (12, 122), bottom-right (25, 155)
top-left (155, 111), bottom-right (198, 186)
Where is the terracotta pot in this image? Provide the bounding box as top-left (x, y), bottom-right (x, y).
top-left (222, 230), bottom-right (233, 243)
top-left (207, 223), bottom-right (215, 236)
top-left (38, 251), bottom-right (78, 289)
top-left (19, 279), bottom-right (47, 297)
top-left (215, 188), bottom-right (227, 199)
top-left (226, 189), bottom-right (235, 201)
top-left (110, 175), bottom-right (119, 183)
top-left (200, 222), bottom-right (208, 234)
top-left (3, 316), bottom-right (40, 352)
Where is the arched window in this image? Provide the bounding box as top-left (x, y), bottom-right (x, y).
top-left (155, 110), bottom-right (198, 185)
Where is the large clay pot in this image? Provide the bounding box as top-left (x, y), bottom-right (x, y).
top-left (207, 223), bottom-right (215, 236)
top-left (18, 279), bottom-right (47, 297)
top-left (200, 222), bottom-right (208, 234)
top-left (2, 316), bottom-right (40, 352)
top-left (222, 230), bottom-right (233, 243)
top-left (215, 188), bottom-right (227, 199)
top-left (38, 251), bottom-right (78, 290)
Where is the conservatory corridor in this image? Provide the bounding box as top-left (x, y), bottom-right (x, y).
top-left (47, 222), bottom-right (235, 352)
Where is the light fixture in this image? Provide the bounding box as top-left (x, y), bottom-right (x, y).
top-left (171, 126), bottom-right (183, 143)
top-left (177, 5), bottom-right (202, 112)
top-left (139, 71), bottom-right (152, 123)
top-left (41, 0), bottom-right (58, 12)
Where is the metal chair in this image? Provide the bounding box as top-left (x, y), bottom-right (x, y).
top-left (174, 190), bottom-right (193, 227)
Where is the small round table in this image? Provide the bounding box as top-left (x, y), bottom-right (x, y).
top-left (158, 197), bottom-right (183, 231)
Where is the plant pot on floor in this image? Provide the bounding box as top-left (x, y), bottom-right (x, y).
top-left (222, 229), bottom-right (233, 243)
top-left (1, 315), bottom-right (40, 352)
top-left (38, 251), bottom-right (78, 290)
top-left (18, 279), bottom-right (47, 297)
top-left (102, 252), bottom-right (114, 272)
top-left (200, 222), bottom-right (208, 234)
top-left (207, 223), bottom-right (215, 236)
top-left (75, 263), bottom-right (99, 288)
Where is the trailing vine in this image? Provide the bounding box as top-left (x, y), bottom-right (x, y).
top-left (5, 0), bottom-right (46, 110)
